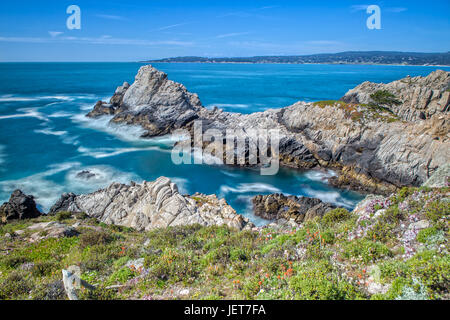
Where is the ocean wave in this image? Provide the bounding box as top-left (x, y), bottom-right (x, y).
top-left (304, 169), bottom-right (338, 183)
top-left (77, 145), bottom-right (159, 159)
top-left (65, 165), bottom-right (141, 194)
top-left (0, 145), bottom-right (5, 168)
top-left (221, 170), bottom-right (242, 178)
top-left (0, 108), bottom-right (49, 121)
top-left (302, 186), bottom-right (355, 209)
top-left (0, 162), bottom-right (140, 211)
top-left (219, 182), bottom-right (281, 197)
top-left (71, 113), bottom-right (148, 142)
top-left (168, 177), bottom-right (190, 194)
top-left (233, 195), bottom-right (270, 227)
top-left (34, 128), bottom-right (68, 136)
top-left (207, 103), bottom-right (250, 109)
top-left (0, 162), bottom-right (81, 210)
top-left (0, 94), bottom-right (97, 103)
top-left (48, 111), bottom-right (74, 118)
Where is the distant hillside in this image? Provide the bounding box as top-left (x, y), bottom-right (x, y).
top-left (145, 51), bottom-right (450, 66)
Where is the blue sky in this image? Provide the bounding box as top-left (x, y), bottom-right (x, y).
top-left (0, 0), bottom-right (449, 61)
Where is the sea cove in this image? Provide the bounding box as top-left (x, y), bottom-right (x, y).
top-left (1, 63), bottom-right (449, 225)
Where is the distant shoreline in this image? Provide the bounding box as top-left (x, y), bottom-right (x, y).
top-left (144, 61), bottom-right (450, 67)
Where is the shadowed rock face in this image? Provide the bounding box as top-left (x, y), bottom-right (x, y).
top-left (252, 193), bottom-right (336, 223)
top-left (341, 70), bottom-right (450, 121)
top-left (49, 177), bottom-right (253, 231)
top-left (86, 66), bottom-right (450, 193)
top-left (0, 190), bottom-right (42, 222)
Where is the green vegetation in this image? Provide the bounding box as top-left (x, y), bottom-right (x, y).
top-left (312, 100), bottom-right (400, 123)
top-left (0, 186), bottom-right (448, 300)
top-left (370, 90), bottom-right (401, 108)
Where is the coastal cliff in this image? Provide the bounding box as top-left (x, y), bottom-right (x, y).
top-left (87, 66), bottom-right (450, 194)
top-left (1, 170), bottom-right (448, 300)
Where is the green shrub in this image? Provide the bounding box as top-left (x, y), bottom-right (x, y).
top-left (31, 261), bottom-right (57, 277)
top-left (424, 200), bottom-right (449, 222)
top-left (417, 227), bottom-right (439, 244)
top-left (322, 208), bottom-right (351, 226)
top-left (56, 211), bottom-right (72, 221)
top-left (289, 261), bottom-right (363, 300)
top-left (0, 271), bottom-right (33, 299)
top-left (343, 239), bottom-right (392, 263)
top-left (108, 266), bottom-right (136, 284)
top-left (370, 90), bottom-right (401, 108)
top-left (79, 230), bottom-right (113, 249)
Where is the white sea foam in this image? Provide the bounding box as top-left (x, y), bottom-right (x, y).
top-left (304, 169), bottom-right (338, 183)
top-left (71, 113), bottom-right (148, 142)
top-left (48, 111), bottom-right (74, 118)
top-left (302, 186), bottom-right (355, 209)
top-left (219, 183), bottom-right (281, 197)
top-left (77, 146), bottom-right (159, 159)
top-left (168, 177), bottom-right (190, 194)
top-left (65, 165), bottom-right (141, 194)
top-left (0, 162), bottom-right (141, 211)
top-left (0, 94), bottom-right (95, 103)
top-left (0, 108), bottom-right (49, 121)
top-left (207, 103), bottom-right (250, 109)
top-left (0, 145), bottom-right (5, 168)
top-left (34, 128), bottom-right (68, 136)
top-left (0, 162), bottom-right (81, 210)
top-left (221, 170), bottom-right (242, 178)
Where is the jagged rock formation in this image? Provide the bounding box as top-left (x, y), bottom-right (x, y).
top-left (50, 177), bottom-right (253, 231)
top-left (87, 66), bottom-right (202, 137)
top-left (87, 66), bottom-right (450, 193)
top-left (0, 190), bottom-right (42, 222)
top-left (341, 70), bottom-right (450, 121)
top-left (252, 193), bottom-right (336, 223)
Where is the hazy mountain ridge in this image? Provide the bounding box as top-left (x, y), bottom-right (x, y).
top-left (145, 51), bottom-right (450, 66)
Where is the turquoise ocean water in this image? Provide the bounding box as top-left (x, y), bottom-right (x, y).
top-left (1, 63), bottom-right (449, 225)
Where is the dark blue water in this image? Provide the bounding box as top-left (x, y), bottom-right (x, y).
top-left (1, 63), bottom-right (448, 224)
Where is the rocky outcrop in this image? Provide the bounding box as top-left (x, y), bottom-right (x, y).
top-left (252, 193), bottom-right (336, 223)
top-left (27, 221), bottom-right (78, 242)
top-left (87, 66), bottom-right (450, 193)
top-left (49, 192), bottom-right (78, 215)
top-left (0, 190), bottom-right (42, 222)
top-left (50, 177), bottom-right (253, 231)
top-left (87, 66), bottom-right (202, 137)
top-left (341, 70), bottom-right (450, 121)
top-left (423, 163), bottom-right (450, 188)
top-left (281, 101), bottom-right (450, 193)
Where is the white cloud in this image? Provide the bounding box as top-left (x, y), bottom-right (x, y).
top-left (386, 7), bottom-right (408, 13)
top-left (96, 14), bottom-right (127, 21)
top-left (216, 32), bottom-right (251, 39)
top-left (48, 31), bottom-right (63, 38)
top-left (0, 35), bottom-right (194, 47)
top-left (350, 5), bottom-right (370, 12)
top-left (157, 23), bottom-right (191, 31)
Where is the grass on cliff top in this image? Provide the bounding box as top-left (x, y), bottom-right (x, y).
top-left (312, 99), bottom-right (400, 123)
top-left (0, 186), bottom-right (448, 300)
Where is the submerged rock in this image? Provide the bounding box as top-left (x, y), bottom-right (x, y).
top-left (252, 193), bottom-right (336, 223)
top-left (50, 177), bottom-right (253, 231)
top-left (0, 190), bottom-right (42, 222)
